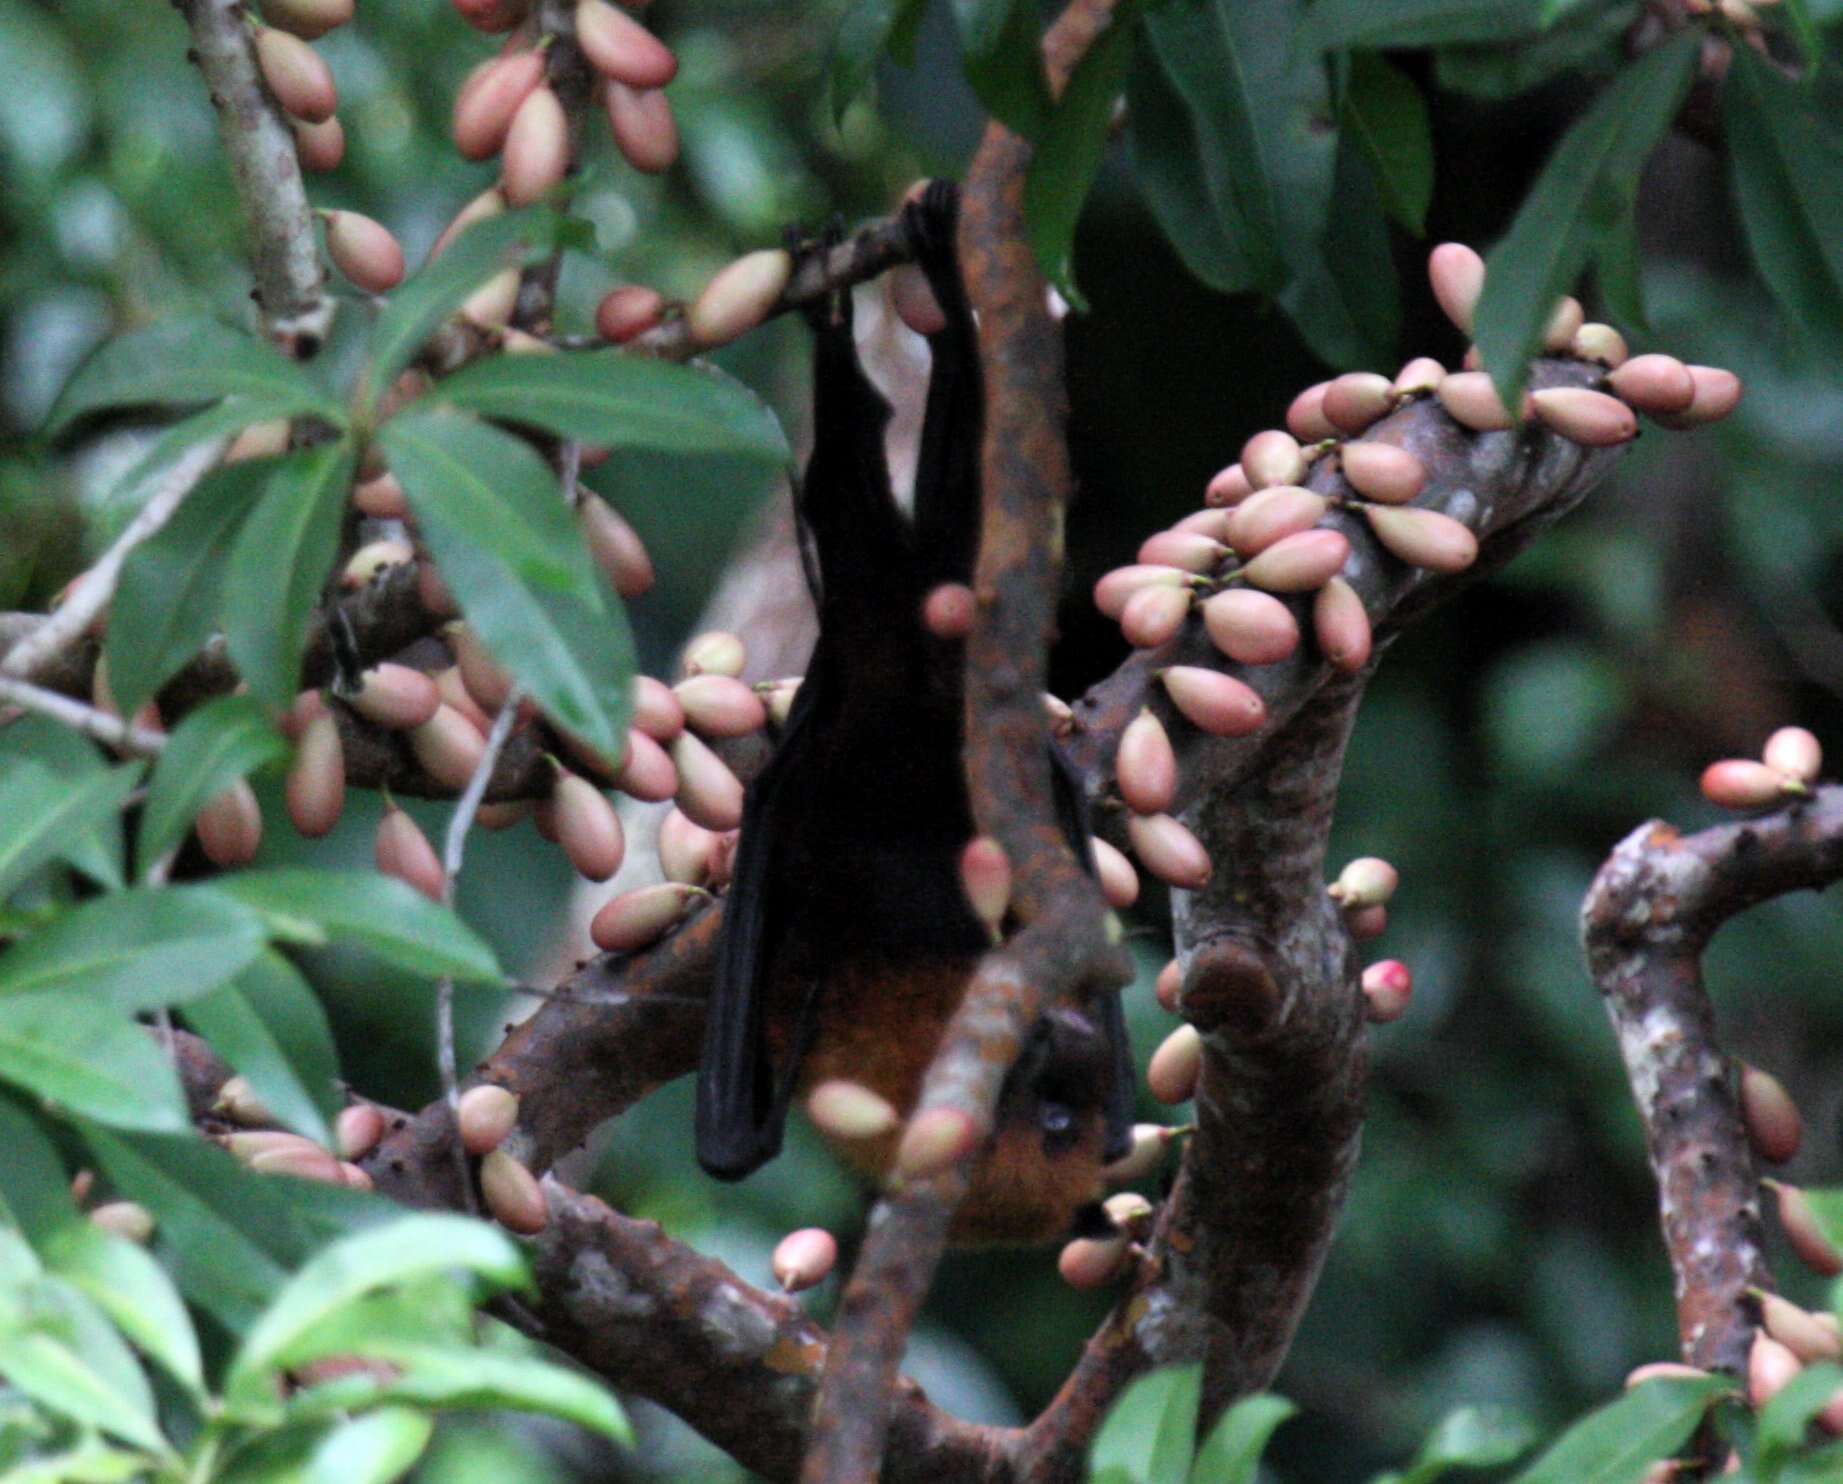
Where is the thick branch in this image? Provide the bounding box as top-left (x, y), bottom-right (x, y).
top-left (1582, 788), bottom-right (1843, 1373)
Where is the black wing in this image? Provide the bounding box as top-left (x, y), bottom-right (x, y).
top-left (1049, 743), bottom-right (1136, 1165)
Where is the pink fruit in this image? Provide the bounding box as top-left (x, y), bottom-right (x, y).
top-left (503, 86), bottom-right (570, 206)
top-left (595, 284), bottom-right (667, 343)
top-left (1285, 382), bottom-right (1338, 442)
top-left (256, 28), bottom-right (338, 123)
top-left (1147, 1023), bottom-right (1202, 1102)
top-left (1322, 372), bottom-right (1395, 435)
top-left (1126, 813), bottom-right (1212, 890)
top-left (1240, 529), bottom-right (1350, 593)
top-left (772, 1228), bottom-right (839, 1292)
top-left (575, 0), bottom-right (676, 87)
top-left (606, 83), bottom-right (679, 174)
top-left (1339, 441), bottom-right (1425, 504)
top-left (1224, 486), bottom-right (1328, 558)
top-left (589, 882), bottom-right (702, 952)
top-left (375, 805), bottom-right (445, 901)
top-left (1160, 666), bottom-right (1265, 736)
top-left (1428, 243), bottom-right (1485, 333)
top-left (1313, 578), bottom-right (1372, 673)
top-left (1240, 429), bottom-right (1306, 490)
top-left (1364, 506), bottom-right (1477, 574)
top-left (1201, 588), bottom-right (1298, 666)
top-left (453, 52), bottom-right (546, 161)
top-left (1120, 583), bottom-right (1192, 648)
top-left (1116, 709), bottom-right (1178, 815)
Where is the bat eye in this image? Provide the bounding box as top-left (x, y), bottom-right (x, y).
top-left (1038, 1100), bottom-right (1080, 1153)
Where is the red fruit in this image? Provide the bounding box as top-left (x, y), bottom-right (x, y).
top-left (595, 284), bottom-right (666, 343)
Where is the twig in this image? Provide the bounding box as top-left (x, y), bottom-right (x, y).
top-left (2, 439), bottom-right (228, 686)
top-left (0, 676), bottom-right (168, 758)
top-left (177, 0), bottom-right (332, 349)
top-left (1582, 787), bottom-right (1843, 1373)
top-left (431, 687), bottom-right (527, 1213)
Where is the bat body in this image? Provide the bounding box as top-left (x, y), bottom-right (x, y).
top-left (696, 184), bottom-right (1133, 1246)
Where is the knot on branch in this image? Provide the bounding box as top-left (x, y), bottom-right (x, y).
top-left (1182, 937), bottom-right (1285, 1037)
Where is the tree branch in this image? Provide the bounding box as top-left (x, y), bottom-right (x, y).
top-left (1582, 787), bottom-right (1843, 1374)
top-left (178, 0), bottom-right (332, 350)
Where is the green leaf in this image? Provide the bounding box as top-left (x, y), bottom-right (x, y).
top-left (1125, 48), bottom-right (1260, 293)
top-left (43, 315), bottom-right (342, 441)
top-left (137, 695), bottom-right (287, 876)
top-left (1595, 207), bottom-right (1647, 332)
top-left (1433, 6), bottom-right (1633, 103)
top-left (1387, 1405), bottom-right (1538, 1484)
top-left (1781, 0), bottom-right (1823, 72)
top-left (184, 951), bottom-right (340, 1147)
top-left (1726, 46), bottom-right (1843, 365)
top-left (304, 1407), bottom-right (435, 1484)
top-left (1505, 1376), bottom-right (1727, 1484)
top-left (291, 1343), bottom-right (631, 1442)
top-left (42, 1222), bottom-right (205, 1399)
top-left (952, 0), bottom-right (1052, 137)
top-left (1342, 54), bottom-right (1434, 234)
top-left (1141, 0), bottom-right (1286, 292)
top-left (81, 1129), bottom-right (365, 1332)
top-left (0, 887), bottom-right (267, 1013)
top-left (228, 1215), bottom-right (528, 1397)
top-left (104, 459), bottom-right (271, 718)
top-left (1474, 32), bottom-right (1700, 412)
top-left (1088, 1362), bottom-right (1201, 1484)
top-left (0, 720), bottom-right (125, 890)
top-left (0, 1093), bottom-right (76, 1239)
top-left (221, 443), bottom-right (357, 712)
top-left (829, 0), bottom-right (928, 121)
top-left (0, 1436), bottom-right (152, 1484)
top-left (93, 396), bottom-right (338, 537)
top-left (1191, 1393), bottom-right (1297, 1484)
top-left (364, 207), bottom-right (577, 403)
top-left (0, 997), bottom-right (188, 1131)
top-left (429, 350), bottom-right (790, 465)
top-left (252, 1283), bottom-right (478, 1376)
top-left (1783, 1440), bottom-right (1843, 1483)
top-left (1756, 1361), bottom-right (1843, 1465)
top-left (0, 1328), bottom-right (167, 1456)
top-left (208, 868), bottom-right (503, 983)
top-left (1279, 135), bottom-right (1402, 368)
top-left (379, 408), bottom-right (633, 757)
top-left (1298, 0), bottom-right (1545, 51)
top-left (1024, 0), bottom-right (1143, 307)
top-left (0, 761), bottom-right (141, 903)
top-left (1144, 0), bottom-right (1388, 363)
top-left (1805, 1187), bottom-right (1843, 1251)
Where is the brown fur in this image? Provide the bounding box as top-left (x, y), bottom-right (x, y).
top-left (785, 958), bottom-right (1107, 1247)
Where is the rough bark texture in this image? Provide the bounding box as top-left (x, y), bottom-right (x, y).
top-left (1583, 788), bottom-right (1843, 1374)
